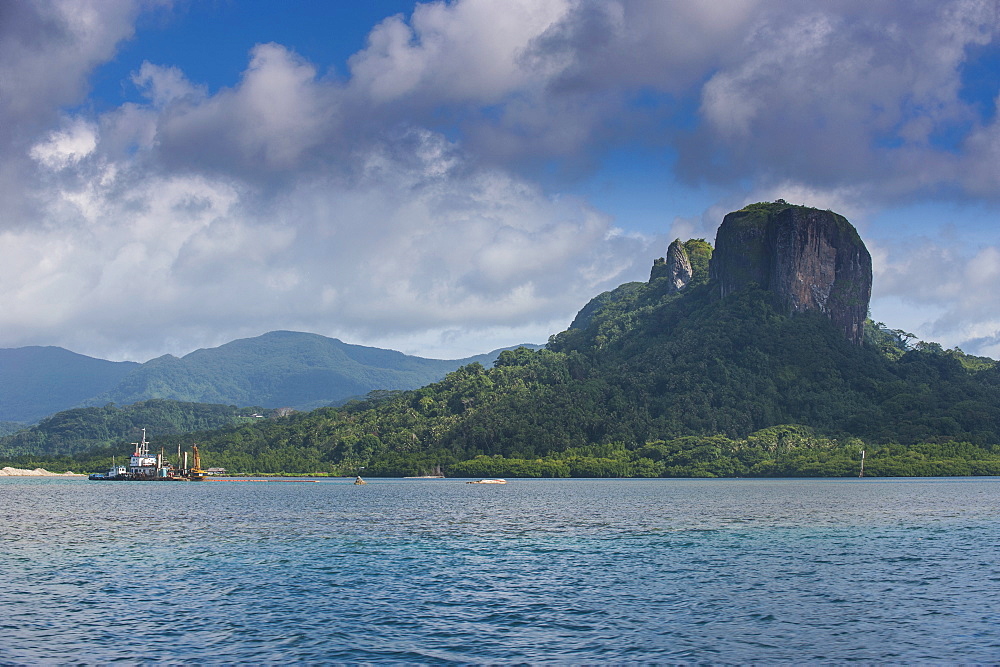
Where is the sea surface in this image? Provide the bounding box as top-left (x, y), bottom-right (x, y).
top-left (1, 476), bottom-right (998, 664)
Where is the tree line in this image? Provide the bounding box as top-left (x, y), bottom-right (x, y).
top-left (5, 240), bottom-right (1000, 477)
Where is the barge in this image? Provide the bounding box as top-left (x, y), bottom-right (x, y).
top-left (89, 429), bottom-right (208, 481)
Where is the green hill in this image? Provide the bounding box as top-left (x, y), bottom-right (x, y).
top-left (0, 399), bottom-right (259, 458)
top-left (10, 204), bottom-right (1000, 477)
top-left (81, 282), bottom-right (995, 478)
top-left (1, 333), bottom-right (539, 426)
top-left (84, 331), bottom-right (511, 411)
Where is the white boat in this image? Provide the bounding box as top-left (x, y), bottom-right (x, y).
top-left (467, 478), bottom-right (507, 484)
top-left (404, 465), bottom-right (444, 478)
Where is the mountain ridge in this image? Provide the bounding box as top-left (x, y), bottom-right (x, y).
top-left (0, 347), bottom-right (139, 424)
top-left (0, 333), bottom-right (541, 424)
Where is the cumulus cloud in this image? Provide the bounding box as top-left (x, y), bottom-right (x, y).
top-left (0, 0), bottom-right (139, 228)
top-left (0, 0), bottom-right (138, 130)
top-left (137, 44), bottom-right (340, 175)
top-left (3, 0), bottom-right (1000, 361)
top-left (867, 229), bottom-right (1000, 356)
top-left (349, 0), bottom-right (571, 104)
top-left (338, 0), bottom-right (1000, 204)
top-left (11, 99), bottom-right (643, 359)
top-left (687, 1), bottom-right (1000, 196)
top-left (29, 118), bottom-right (99, 169)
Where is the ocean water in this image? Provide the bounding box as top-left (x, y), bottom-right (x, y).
top-left (1, 477), bottom-right (998, 664)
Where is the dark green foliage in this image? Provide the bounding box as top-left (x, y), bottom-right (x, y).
top-left (0, 400), bottom-right (258, 457)
top-left (0, 422), bottom-right (26, 437)
top-left (683, 239), bottom-right (713, 286)
top-left (10, 234), bottom-right (1000, 477)
top-left (865, 321), bottom-right (915, 360)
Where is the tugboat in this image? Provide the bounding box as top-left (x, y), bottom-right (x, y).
top-left (89, 429), bottom-right (208, 481)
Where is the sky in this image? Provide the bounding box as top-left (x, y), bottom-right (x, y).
top-left (2, 0), bottom-right (1000, 362)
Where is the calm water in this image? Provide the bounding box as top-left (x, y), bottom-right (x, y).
top-left (1, 477), bottom-right (998, 664)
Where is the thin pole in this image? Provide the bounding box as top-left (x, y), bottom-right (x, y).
top-left (859, 450), bottom-right (865, 478)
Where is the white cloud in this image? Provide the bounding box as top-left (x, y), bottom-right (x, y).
top-left (963, 94), bottom-right (1000, 194)
top-left (145, 43), bottom-right (339, 172)
top-left (29, 118), bottom-right (98, 169)
top-left (348, 0), bottom-right (571, 104)
top-left (10, 90), bottom-right (645, 359)
top-left (0, 0), bottom-right (140, 232)
top-left (132, 62), bottom-right (206, 107)
top-left (867, 232), bottom-right (1000, 355)
top-left (686, 0), bottom-right (1000, 197)
top-left (0, 0), bottom-right (138, 127)
top-left (3, 0), bottom-right (1000, 363)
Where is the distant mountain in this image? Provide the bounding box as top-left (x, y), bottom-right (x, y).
top-left (85, 331), bottom-right (537, 411)
top-left (0, 347), bottom-right (138, 423)
top-left (1, 332), bottom-right (540, 424)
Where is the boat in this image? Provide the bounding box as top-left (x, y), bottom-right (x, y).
top-left (404, 465), bottom-right (445, 479)
top-left (89, 464), bottom-right (128, 481)
top-left (89, 429), bottom-right (208, 481)
top-left (466, 478), bottom-right (507, 484)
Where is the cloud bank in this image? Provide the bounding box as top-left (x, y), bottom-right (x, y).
top-left (2, 0), bottom-right (999, 360)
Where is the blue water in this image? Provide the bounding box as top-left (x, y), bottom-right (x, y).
top-left (1, 477), bottom-right (998, 663)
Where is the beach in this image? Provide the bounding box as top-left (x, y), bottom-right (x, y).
top-left (0, 467), bottom-right (83, 476)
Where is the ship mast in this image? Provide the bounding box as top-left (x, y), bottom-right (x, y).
top-left (133, 427), bottom-right (150, 457)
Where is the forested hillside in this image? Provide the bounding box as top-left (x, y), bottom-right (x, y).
top-left (0, 400), bottom-right (261, 458)
top-left (82, 331), bottom-right (517, 411)
top-left (41, 282), bottom-right (1000, 477)
top-left (8, 204), bottom-right (1000, 478)
top-left (1, 332), bottom-right (538, 427)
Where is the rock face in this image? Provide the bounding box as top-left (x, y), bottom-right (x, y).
top-left (709, 203), bottom-right (872, 345)
top-left (649, 239), bottom-right (693, 290)
top-left (665, 239), bottom-right (693, 290)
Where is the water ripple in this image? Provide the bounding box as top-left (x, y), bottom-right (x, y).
top-left (1, 477), bottom-right (999, 663)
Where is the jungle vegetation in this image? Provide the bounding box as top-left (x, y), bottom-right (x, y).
top-left (5, 238), bottom-right (1000, 477)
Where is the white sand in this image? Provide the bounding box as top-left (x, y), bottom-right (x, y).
top-left (0, 467), bottom-right (84, 476)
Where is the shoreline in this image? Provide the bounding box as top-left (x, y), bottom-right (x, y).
top-left (0, 467), bottom-right (85, 477)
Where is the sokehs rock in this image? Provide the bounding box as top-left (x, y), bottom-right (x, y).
top-left (709, 202), bottom-right (872, 345)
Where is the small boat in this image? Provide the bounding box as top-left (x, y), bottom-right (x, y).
top-left (467, 478), bottom-right (507, 484)
top-left (354, 476), bottom-right (367, 485)
top-left (404, 465), bottom-right (445, 479)
top-left (89, 465), bottom-right (128, 481)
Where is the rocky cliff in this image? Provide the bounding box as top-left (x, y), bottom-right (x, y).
top-left (649, 239), bottom-right (693, 290)
top-left (709, 202), bottom-right (872, 344)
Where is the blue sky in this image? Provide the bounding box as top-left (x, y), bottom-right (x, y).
top-left (1, 0), bottom-right (999, 361)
